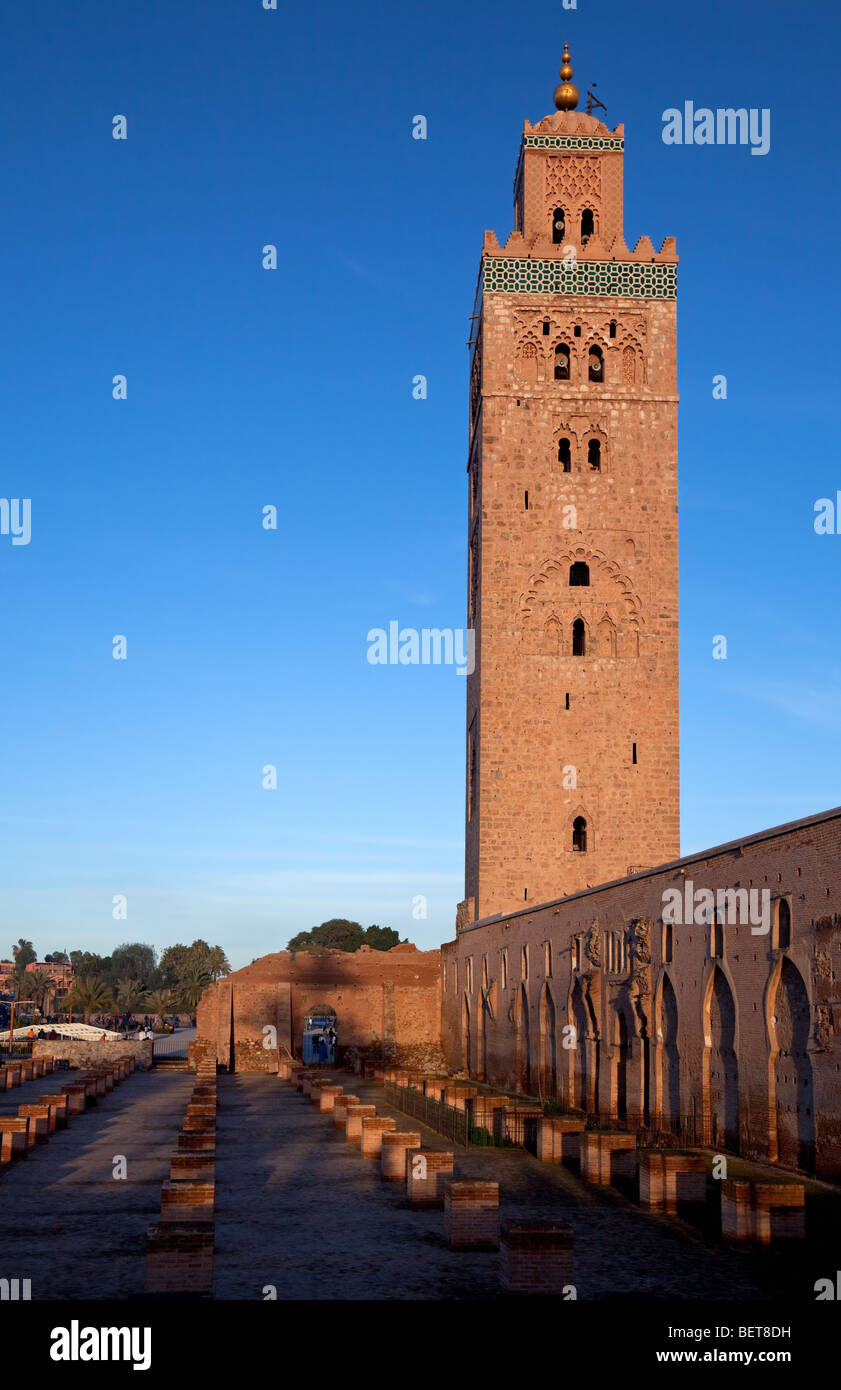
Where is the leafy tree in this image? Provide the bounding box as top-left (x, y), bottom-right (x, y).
top-left (363, 924), bottom-right (403, 951)
top-left (286, 920), bottom-right (406, 954)
top-left (12, 939), bottom-right (36, 971)
top-left (70, 950), bottom-right (108, 978)
top-left (44, 951), bottom-right (68, 964)
top-left (207, 946), bottom-right (231, 980)
top-left (158, 944), bottom-right (193, 988)
top-left (66, 977), bottom-right (114, 1024)
top-left (109, 943), bottom-right (158, 986)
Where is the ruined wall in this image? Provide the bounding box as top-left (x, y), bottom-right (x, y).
top-left (32, 1038), bottom-right (154, 1070)
top-left (196, 944), bottom-right (443, 1074)
top-left (444, 807), bottom-right (841, 1181)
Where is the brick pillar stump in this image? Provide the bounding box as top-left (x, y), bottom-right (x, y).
top-left (6, 1065), bottom-right (22, 1088)
top-left (170, 1152), bottom-right (215, 1182)
top-left (145, 1222), bottom-right (213, 1295)
top-left (160, 1180), bottom-right (215, 1224)
top-left (333, 1095), bottom-right (360, 1129)
top-left (31, 1058), bottom-right (44, 1079)
top-left (721, 1180), bottom-right (805, 1244)
top-left (381, 1132), bottom-right (421, 1181)
top-left (407, 1150), bottom-right (455, 1207)
top-left (19, 1060), bottom-right (34, 1083)
top-left (61, 1084), bottom-right (88, 1116)
top-left (177, 1132), bottom-right (216, 1153)
top-left (182, 1114), bottom-right (215, 1133)
top-left (639, 1151), bottom-right (707, 1213)
top-left (344, 1104), bottom-right (376, 1142)
top-left (360, 1115), bottom-right (397, 1158)
top-left (536, 1116), bottom-right (586, 1165)
top-left (42, 1057), bottom-right (55, 1074)
top-left (18, 1104), bottom-right (51, 1143)
top-left (500, 1221), bottom-right (574, 1296)
top-left (444, 1180), bottom-right (500, 1251)
top-left (319, 1085), bottom-right (343, 1114)
top-left (0, 1118), bottom-right (29, 1161)
top-left (580, 1132), bottom-right (638, 1185)
top-left (40, 1094), bottom-right (69, 1129)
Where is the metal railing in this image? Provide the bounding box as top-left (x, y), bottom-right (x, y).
top-left (384, 1082), bottom-right (469, 1147)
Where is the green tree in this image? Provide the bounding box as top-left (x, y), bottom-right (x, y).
top-left (145, 990), bottom-right (174, 1028)
top-left (69, 950), bottom-right (108, 977)
top-left (66, 977), bottom-right (114, 1025)
top-left (12, 938), bottom-right (36, 971)
top-left (207, 946), bottom-right (231, 980)
top-left (44, 951), bottom-right (68, 964)
top-left (113, 978), bottom-right (147, 1023)
top-left (21, 969), bottom-right (52, 1014)
top-left (177, 967), bottom-right (212, 1011)
top-left (363, 924), bottom-right (403, 951)
top-left (109, 943), bottom-right (158, 988)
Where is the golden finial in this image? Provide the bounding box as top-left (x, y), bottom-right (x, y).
top-left (554, 42), bottom-right (579, 111)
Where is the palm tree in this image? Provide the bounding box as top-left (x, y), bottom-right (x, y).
top-left (145, 990), bottom-right (174, 1029)
top-left (65, 976), bottom-right (113, 1025)
top-left (22, 969), bottom-right (51, 1015)
top-left (114, 978), bottom-right (147, 1028)
top-left (207, 946), bottom-right (230, 981)
top-left (177, 967), bottom-right (212, 1011)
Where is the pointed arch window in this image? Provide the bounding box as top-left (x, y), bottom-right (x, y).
top-left (552, 207), bottom-right (566, 244)
top-left (554, 344), bottom-right (571, 381)
top-left (588, 439), bottom-right (601, 471)
top-left (580, 208), bottom-right (595, 242)
top-left (558, 436), bottom-right (572, 471)
top-left (572, 618), bottom-right (586, 656)
top-left (588, 346), bottom-right (604, 382)
top-left (572, 816), bottom-right (588, 852)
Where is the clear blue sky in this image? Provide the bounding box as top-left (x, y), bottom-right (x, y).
top-left (1, 0), bottom-right (839, 970)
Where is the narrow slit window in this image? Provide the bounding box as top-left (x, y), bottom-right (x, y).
top-left (632, 742), bottom-right (637, 764)
top-left (572, 618), bottom-right (586, 656)
top-left (580, 208), bottom-right (595, 241)
top-left (572, 816), bottom-right (587, 852)
top-left (558, 437), bottom-right (572, 472)
top-left (552, 207), bottom-right (566, 244)
top-left (524, 490), bottom-right (529, 510)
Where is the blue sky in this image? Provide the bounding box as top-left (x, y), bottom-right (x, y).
top-left (1, 0), bottom-right (839, 969)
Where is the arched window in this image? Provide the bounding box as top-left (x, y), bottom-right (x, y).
top-left (588, 346), bottom-right (604, 382)
top-left (552, 207), bottom-right (566, 244)
top-left (777, 899), bottom-right (791, 950)
top-left (554, 345), bottom-right (571, 381)
top-left (580, 208), bottom-right (595, 241)
top-left (557, 437), bottom-right (572, 472)
top-left (588, 439), bottom-right (601, 471)
top-left (569, 561), bottom-right (590, 586)
top-left (609, 320), bottom-right (617, 339)
top-left (572, 618), bottom-right (586, 656)
top-left (572, 816), bottom-right (587, 852)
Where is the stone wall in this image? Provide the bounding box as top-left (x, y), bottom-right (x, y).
top-left (196, 944), bottom-right (443, 1073)
top-left (443, 805), bottom-right (841, 1181)
top-left (32, 1038), bottom-right (155, 1070)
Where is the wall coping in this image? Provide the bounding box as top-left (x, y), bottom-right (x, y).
top-left (453, 803), bottom-right (841, 941)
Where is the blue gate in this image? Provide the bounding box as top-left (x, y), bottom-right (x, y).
top-left (302, 1013), bottom-right (337, 1064)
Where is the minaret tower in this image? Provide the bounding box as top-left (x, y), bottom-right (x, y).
top-left (463, 47), bottom-right (679, 924)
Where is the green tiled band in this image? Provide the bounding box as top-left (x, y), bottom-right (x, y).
top-left (523, 134), bottom-right (625, 151)
top-left (483, 257), bottom-right (676, 299)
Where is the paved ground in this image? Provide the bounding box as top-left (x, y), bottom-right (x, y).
top-left (2, 1066), bottom-right (830, 1300)
top-left (212, 1073), bottom-right (769, 1300)
top-left (0, 1067), bottom-right (194, 1299)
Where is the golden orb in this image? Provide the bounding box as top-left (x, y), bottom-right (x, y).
top-left (553, 42), bottom-right (579, 111)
